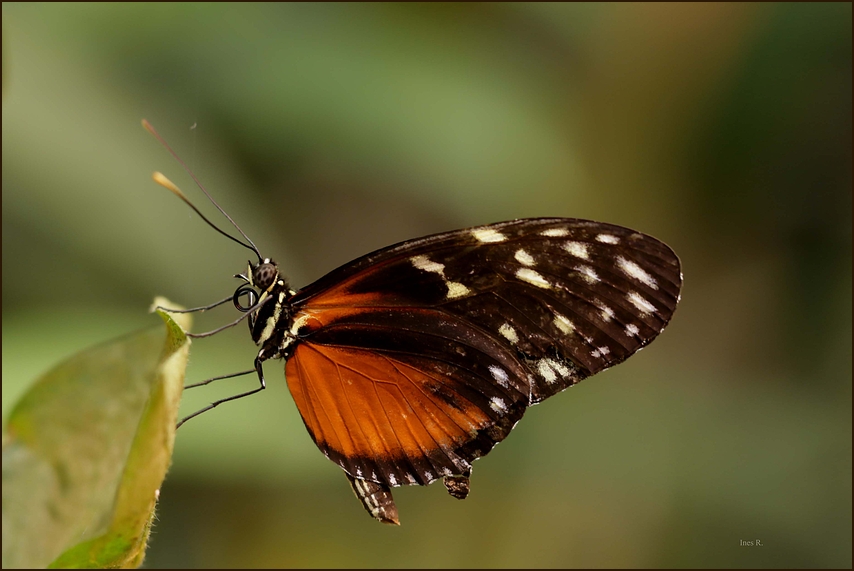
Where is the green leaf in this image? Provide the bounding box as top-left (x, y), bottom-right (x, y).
top-left (2, 298), bottom-right (191, 569)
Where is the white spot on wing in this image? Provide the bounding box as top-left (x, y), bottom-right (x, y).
top-left (472, 228), bottom-right (507, 243)
top-left (617, 256), bottom-right (658, 290)
top-left (591, 346), bottom-right (610, 358)
top-left (576, 265), bottom-right (599, 284)
top-left (388, 474), bottom-right (398, 486)
top-left (499, 323), bottom-right (519, 344)
top-left (489, 396), bottom-right (507, 413)
top-left (627, 291), bottom-right (657, 314)
top-left (488, 365), bottom-right (510, 387)
top-left (516, 268), bottom-right (551, 289)
top-left (514, 249), bottom-right (535, 266)
top-left (563, 241), bottom-right (589, 259)
top-left (541, 228), bottom-right (569, 237)
top-left (625, 323), bottom-right (640, 337)
top-left (553, 313), bottom-right (575, 335)
top-left (596, 234), bottom-right (620, 244)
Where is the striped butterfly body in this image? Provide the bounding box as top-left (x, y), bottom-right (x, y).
top-left (144, 120), bottom-right (682, 525)
top-left (240, 218), bottom-right (682, 524)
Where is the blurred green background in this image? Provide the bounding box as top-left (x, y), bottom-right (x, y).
top-left (2, 3), bottom-right (851, 568)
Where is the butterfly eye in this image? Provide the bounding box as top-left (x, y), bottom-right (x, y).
top-left (233, 284), bottom-right (259, 312)
top-left (253, 262), bottom-right (277, 290)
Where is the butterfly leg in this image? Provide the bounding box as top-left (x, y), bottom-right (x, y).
top-left (176, 356), bottom-right (267, 429)
top-left (346, 474), bottom-right (400, 525)
top-left (183, 369), bottom-right (255, 390)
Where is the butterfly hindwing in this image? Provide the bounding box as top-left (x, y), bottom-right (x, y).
top-left (285, 305), bottom-right (530, 487)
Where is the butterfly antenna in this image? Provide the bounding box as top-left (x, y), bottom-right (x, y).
top-left (143, 119), bottom-right (262, 261)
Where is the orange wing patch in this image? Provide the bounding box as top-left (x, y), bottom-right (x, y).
top-left (286, 343), bottom-right (499, 486)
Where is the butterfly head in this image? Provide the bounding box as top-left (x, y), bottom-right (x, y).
top-left (250, 258), bottom-right (279, 292)
top-left (232, 257), bottom-right (284, 313)
top-left (235, 258), bottom-right (279, 291)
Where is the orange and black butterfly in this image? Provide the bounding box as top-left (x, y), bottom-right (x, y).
top-left (145, 121), bottom-right (682, 525)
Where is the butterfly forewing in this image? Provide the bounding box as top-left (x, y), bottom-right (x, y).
top-left (285, 218), bottom-right (682, 490)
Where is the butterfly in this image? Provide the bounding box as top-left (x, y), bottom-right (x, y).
top-left (144, 121), bottom-right (683, 525)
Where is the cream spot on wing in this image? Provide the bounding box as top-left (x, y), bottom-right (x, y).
top-left (472, 228), bottom-right (507, 243)
top-left (576, 265), bottom-right (599, 284)
top-left (596, 234), bottom-right (620, 244)
top-left (516, 268), bottom-right (551, 289)
top-left (488, 365), bottom-right (510, 388)
top-left (538, 359), bottom-right (558, 384)
top-left (489, 396), bottom-right (507, 413)
top-left (411, 255), bottom-right (445, 274)
top-left (548, 358), bottom-right (571, 377)
top-left (538, 358), bottom-right (571, 383)
top-left (541, 228), bottom-right (569, 237)
top-left (625, 323), bottom-right (640, 337)
top-left (554, 313), bottom-right (575, 335)
top-left (600, 304), bottom-right (615, 322)
top-left (499, 323), bottom-right (519, 344)
top-left (627, 291), bottom-right (657, 314)
top-left (446, 281), bottom-right (471, 299)
top-left (563, 241), bottom-right (589, 259)
top-left (514, 249), bottom-right (535, 266)
top-left (388, 474), bottom-right (397, 486)
top-left (617, 256), bottom-right (658, 290)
